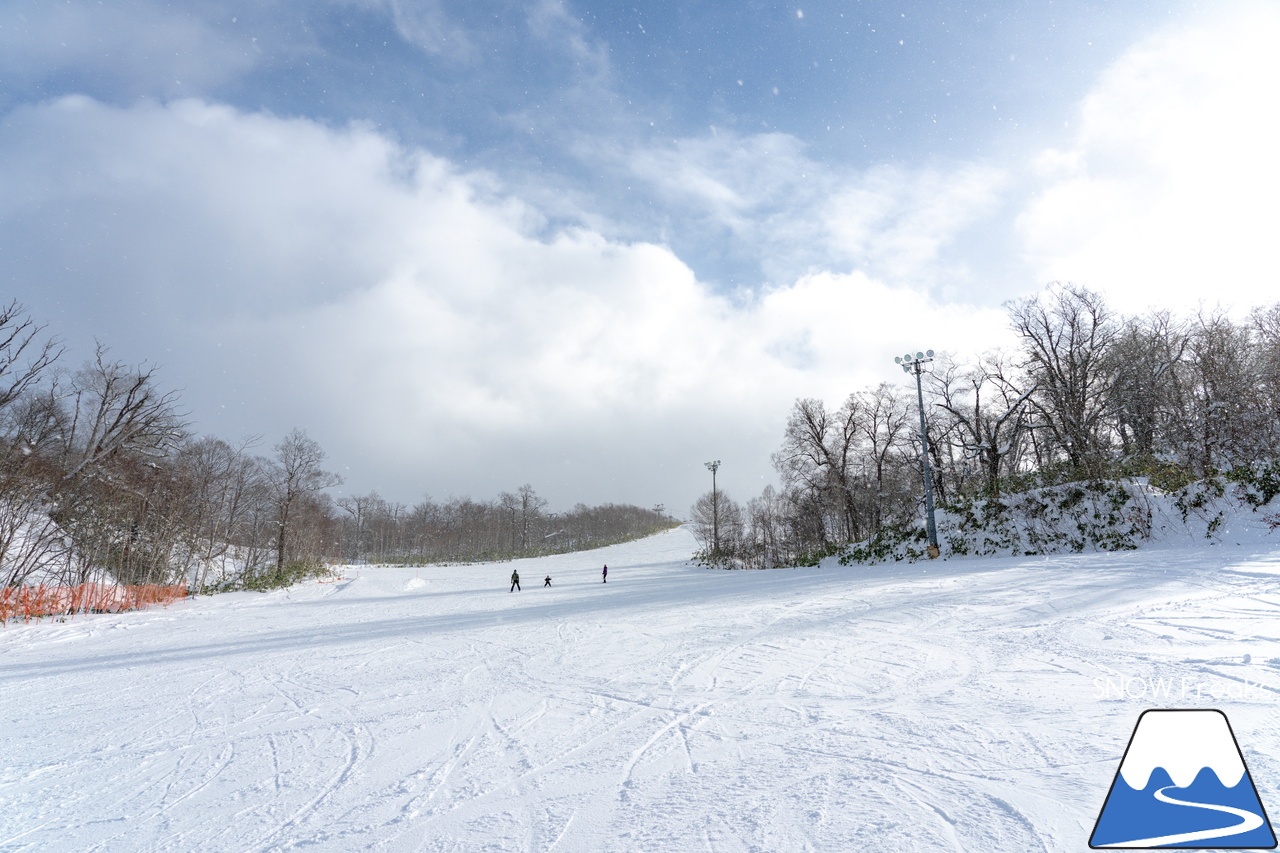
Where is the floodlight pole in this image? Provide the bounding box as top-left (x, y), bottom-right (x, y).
top-left (705, 460), bottom-right (721, 557)
top-left (895, 351), bottom-right (940, 558)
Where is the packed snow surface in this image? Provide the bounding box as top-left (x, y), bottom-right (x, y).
top-left (4, 525), bottom-right (1280, 851)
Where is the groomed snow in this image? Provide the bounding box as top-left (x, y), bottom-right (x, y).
top-left (3, 525), bottom-right (1280, 851)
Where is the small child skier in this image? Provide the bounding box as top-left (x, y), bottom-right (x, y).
top-left (543, 575), bottom-right (551, 587)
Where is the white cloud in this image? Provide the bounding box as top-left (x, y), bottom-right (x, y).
top-left (12, 0), bottom-right (1277, 517)
top-left (0, 97), bottom-right (1011, 511)
top-left (616, 130), bottom-right (1008, 293)
top-left (363, 0), bottom-right (477, 60)
top-left (0, 1), bottom-right (258, 97)
top-left (822, 163), bottom-right (1008, 286)
top-left (1018, 1), bottom-right (1280, 317)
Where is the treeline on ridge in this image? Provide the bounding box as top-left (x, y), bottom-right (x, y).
top-left (690, 284), bottom-right (1280, 567)
top-left (0, 301), bottom-right (674, 591)
top-left (336, 487), bottom-right (675, 566)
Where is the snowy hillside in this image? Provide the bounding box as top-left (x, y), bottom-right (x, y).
top-left (843, 475), bottom-right (1280, 565)
top-left (3, 525), bottom-right (1280, 851)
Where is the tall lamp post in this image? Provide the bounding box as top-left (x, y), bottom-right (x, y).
top-left (895, 351), bottom-right (940, 558)
top-left (704, 460), bottom-right (721, 557)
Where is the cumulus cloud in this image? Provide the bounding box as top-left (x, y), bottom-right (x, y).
top-left (0, 97), bottom-right (1010, 509)
top-left (1018, 1), bottom-right (1280, 317)
top-left (9, 0), bottom-right (1271, 517)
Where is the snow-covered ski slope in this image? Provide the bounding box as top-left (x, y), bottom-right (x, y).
top-left (4, 525), bottom-right (1280, 851)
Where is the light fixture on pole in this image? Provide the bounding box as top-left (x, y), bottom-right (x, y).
top-left (895, 350), bottom-right (940, 558)
top-left (704, 460), bottom-right (721, 557)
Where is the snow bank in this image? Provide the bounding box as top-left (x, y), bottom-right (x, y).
top-left (840, 476), bottom-right (1279, 565)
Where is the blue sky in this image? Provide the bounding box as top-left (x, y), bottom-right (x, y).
top-left (2, 0), bottom-right (1277, 512)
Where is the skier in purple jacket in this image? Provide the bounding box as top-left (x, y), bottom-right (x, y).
top-left (602, 564), bottom-right (608, 583)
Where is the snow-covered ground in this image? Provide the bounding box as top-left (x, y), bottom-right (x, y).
top-left (4, 525), bottom-right (1280, 851)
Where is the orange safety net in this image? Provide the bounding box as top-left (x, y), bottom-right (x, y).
top-left (0, 583), bottom-right (188, 624)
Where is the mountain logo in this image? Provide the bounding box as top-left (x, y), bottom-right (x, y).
top-left (1090, 709), bottom-right (1276, 849)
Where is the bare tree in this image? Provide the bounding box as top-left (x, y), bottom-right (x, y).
top-left (855, 383), bottom-right (912, 528)
top-left (270, 429), bottom-right (342, 571)
top-left (1007, 284), bottom-right (1117, 477)
top-left (517, 484), bottom-right (548, 553)
top-left (1248, 302), bottom-right (1280, 459)
top-left (498, 490), bottom-right (521, 553)
top-left (690, 490), bottom-right (744, 560)
top-left (20, 349), bottom-right (190, 586)
top-left (367, 496), bottom-right (406, 561)
top-left (1181, 311), bottom-right (1270, 473)
top-left (772, 396), bottom-right (863, 544)
top-left (175, 436), bottom-right (271, 588)
top-left (933, 354), bottom-right (1036, 497)
top-left (57, 346), bottom-right (187, 483)
top-left (744, 484), bottom-right (813, 569)
top-left (0, 319), bottom-right (60, 585)
top-left (1105, 312), bottom-right (1188, 463)
top-left (0, 304), bottom-right (67, 585)
top-left (1251, 302), bottom-right (1280, 419)
top-left (0, 454), bottom-right (66, 586)
top-left (337, 489), bottom-right (412, 560)
top-left (0, 301), bottom-right (62, 415)
top-left (338, 491), bottom-right (386, 561)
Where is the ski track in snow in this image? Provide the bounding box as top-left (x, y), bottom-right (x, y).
top-left (3, 527), bottom-right (1280, 851)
